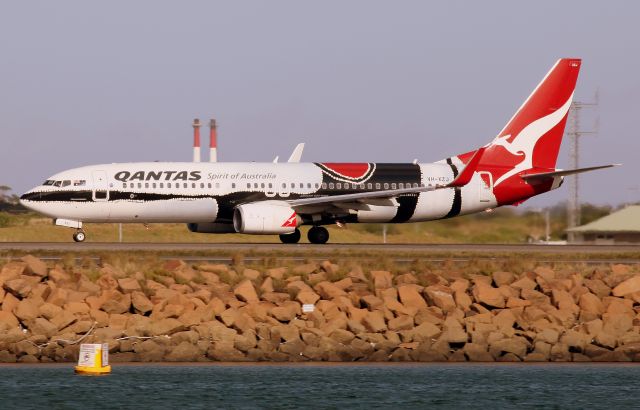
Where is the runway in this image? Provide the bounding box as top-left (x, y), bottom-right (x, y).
top-left (0, 242), bottom-right (638, 254)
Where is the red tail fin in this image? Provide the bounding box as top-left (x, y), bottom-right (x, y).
top-left (455, 58), bottom-right (581, 186)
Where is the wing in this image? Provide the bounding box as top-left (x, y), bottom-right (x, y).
top-left (287, 147), bottom-right (485, 210)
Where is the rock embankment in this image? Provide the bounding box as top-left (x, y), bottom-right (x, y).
top-left (1, 255), bottom-right (640, 362)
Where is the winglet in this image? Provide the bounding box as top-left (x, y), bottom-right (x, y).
top-left (287, 143), bottom-right (305, 163)
top-left (448, 147), bottom-right (485, 187)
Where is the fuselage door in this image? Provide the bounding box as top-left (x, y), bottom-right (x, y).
top-left (92, 170), bottom-right (109, 202)
top-left (479, 171), bottom-right (493, 202)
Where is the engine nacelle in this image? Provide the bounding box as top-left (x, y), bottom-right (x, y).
top-left (233, 201), bottom-right (298, 234)
top-left (187, 222), bottom-right (236, 234)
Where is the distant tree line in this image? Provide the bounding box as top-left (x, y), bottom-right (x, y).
top-left (0, 185), bottom-right (25, 212)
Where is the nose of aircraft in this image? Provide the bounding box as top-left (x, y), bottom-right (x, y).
top-left (19, 189), bottom-right (38, 210)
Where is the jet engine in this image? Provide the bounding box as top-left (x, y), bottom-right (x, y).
top-left (233, 201), bottom-right (298, 234)
top-left (186, 222), bottom-right (236, 234)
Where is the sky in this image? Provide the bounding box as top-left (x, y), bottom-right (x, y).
top-left (1, 1), bottom-right (638, 207)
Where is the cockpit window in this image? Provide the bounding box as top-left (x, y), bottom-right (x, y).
top-left (43, 180), bottom-right (55, 186)
top-left (62, 180), bottom-right (71, 187)
top-left (53, 181), bottom-right (62, 187)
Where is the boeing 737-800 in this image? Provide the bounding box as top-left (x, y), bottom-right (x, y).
top-left (20, 58), bottom-right (616, 244)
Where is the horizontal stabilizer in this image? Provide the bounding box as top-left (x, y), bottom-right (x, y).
top-left (522, 164), bottom-right (620, 181)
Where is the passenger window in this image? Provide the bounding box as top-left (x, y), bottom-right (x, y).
top-left (307, 183), bottom-right (311, 188)
top-left (208, 183), bottom-right (211, 189)
top-left (232, 183), bottom-right (236, 189)
top-left (282, 183), bottom-right (286, 189)
top-left (321, 183), bottom-right (327, 189)
top-left (168, 183), bottom-right (172, 188)
top-left (254, 183), bottom-right (258, 188)
top-left (336, 183), bottom-right (342, 189)
top-left (183, 183), bottom-right (187, 188)
top-left (375, 183), bottom-right (381, 189)
top-left (367, 183), bottom-right (372, 189)
top-left (160, 183), bottom-right (164, 188)
top-left (414, 183), bottom-right (419, 188)
top-left (215, 183), bottom-right (220, 189)
top-left (329, 183), bottom-right (334, 189)
top-left (268, 183), bottom-right (272, 189)
top-left (291, 183), bottom-right (295, 189)
top-left (138, 183), bottom-right (142, 188)
top-left (391, 183), bottom-right (397, 189)
top-left (399, 183), bottom-right (404, 189)
top-left (383, 183), bottom-right (389, 189)
top-left (192, 183), bottom-right (196, 188)
top-left (200, 183), bottom-right (204, 188)
top-left (123, 183), bottom-right (127, 188)
top-left (299, 183), bottom-right (303, 188)
top-left (152, 183), bottom-right (157, 189)
top-left (315, 183), bottom-right (319, 189)
top-left (247, 183), bottom-right (251, 189)
top-left (145, 183), bottom-right (149, 188)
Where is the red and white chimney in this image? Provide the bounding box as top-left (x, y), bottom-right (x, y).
top-left (192, 118), bottom-right (201, 163)
top-left (209, 118), bottom-right (217, 162)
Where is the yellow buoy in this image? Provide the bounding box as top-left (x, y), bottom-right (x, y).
top-left (74, 343), bottom-right (112, 375)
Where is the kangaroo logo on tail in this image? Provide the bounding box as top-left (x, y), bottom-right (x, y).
top-left (489, 93), bottom-right (574, 186)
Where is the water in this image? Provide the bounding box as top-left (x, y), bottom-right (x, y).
top-left (1, 363), bottom-right (639, 409)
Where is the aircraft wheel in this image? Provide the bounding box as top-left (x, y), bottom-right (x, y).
top-left (73, 230), bottom-right (86, 242)
top-left (279, 228), bottom-right (301, 244)
top-left (307, 226), bottom-right (329, 244)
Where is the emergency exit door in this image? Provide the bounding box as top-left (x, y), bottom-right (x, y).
top-left (92, 170), bottom-right (109, 202)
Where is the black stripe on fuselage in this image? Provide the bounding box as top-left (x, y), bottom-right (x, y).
top-left (444, 158), bottom-right (462, 218)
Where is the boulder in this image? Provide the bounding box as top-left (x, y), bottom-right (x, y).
top-left (14, 299), bottom-right (40, 322)
top-left (412, 322), bottom-right (441, 341)
top-left (424, 285), bottom-right (456, 312)
top-left (315, 281), bottom-right (346, 300)
top-left (165, 341), bottom-right (202, 362)
top-left (21, 255), bottom-right (48, 277)
top-left (363, 310), bottom-right (387, 333)
top-left (371, 271), bottom-right (393, 289)
top-left (613, 275), bottom-right (640, 297)
top-left (29, 318), bottom-right (58, 338)
top-left (100, 291), bottom-right (131, 314)
top-left (584, 279), bottom-right (611, 299)
top-left (149, 318), bottom-right (186, 335)
top-left (117, 278), bottom-right (142, 294)
top-left (131, 291), bottom-right (154, 314)
top-left (0, 262), bottom-right (26, 286)
top-left (234, 280), bottom-right (259, 303)
top-left (0, 311), bottom-right (19, 328)
top-left (296, 290), bottom-right (320, 305)
top-left (464, 343), bottom-right (494, 361)
top-left (510, 276), bottom-right (537, 291)
top-left (51, 311), bottom-right (77, 330)
top-left (492, 271), bottom-right (515, 287)
top-left (388, 315), bottom-right (414, 332)
top-left (272, 324), bottom-right (300, 343)
top-left (579, 292), bottom-right (604, 316)
top-left (489, 337), bottom-right (528, 359)
top-left (3, 278), bottom-right (32, 299)
top-left (270, 304), bottom-right (298, 322)
top-left (473, 284), bottom-right (505, 309)
top-left (398, 285), bottom-right (427, 311)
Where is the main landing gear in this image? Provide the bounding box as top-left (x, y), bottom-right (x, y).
top-left (307, 226), bottom-right (329, 244)
top-left (279, 226), bottom-right (330, 244)
top-left (72, 230), bottom-right (86, 243)
top-left (279, 228), bottom-right (301, 244)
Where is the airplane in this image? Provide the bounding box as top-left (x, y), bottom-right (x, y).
top-left (20, 58), bottom-right (617, 244)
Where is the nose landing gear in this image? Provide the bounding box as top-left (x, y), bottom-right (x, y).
top-left (72, 230), bottom-right (86, 242)
top-left (279, 228), bottom-right (301, 244)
